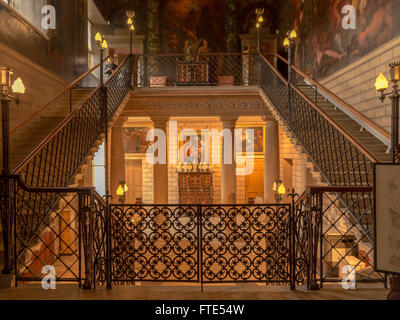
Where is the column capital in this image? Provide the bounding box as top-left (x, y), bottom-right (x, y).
top-left (151, 116), bottom-right (170, 127)
top-left (113, 116), bottom-right (128, 127)
top-left (219, 116), bottom-right (238, 127)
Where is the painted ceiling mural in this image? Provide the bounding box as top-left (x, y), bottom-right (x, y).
top-left (159, 0), bottom-right (278, 54)
top-left (160, 0), bottom-right (226, 53)
top-left (291, 0), bottom-right (400, 79)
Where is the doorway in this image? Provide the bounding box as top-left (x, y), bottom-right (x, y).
top-left (125, 159), bottom-right (142, 203)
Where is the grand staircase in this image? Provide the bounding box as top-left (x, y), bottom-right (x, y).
top-left (259, 54), bottom-right (390, 189)
top-left (298, 85), bottom-right (390, 163)
top-left (1, 88), bottom-right (93, 171)
top-left (0, 56), bottom-right (132, 283)
top-left (0, 52), bottom-right (389, 286)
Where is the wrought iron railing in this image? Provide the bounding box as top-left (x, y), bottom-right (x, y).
top-left (1, 175), bottom-right (106, 288)
top-left (275, 54), bottom-right (391, 147)
top-left (133, 53), bottom-right (258, 87)
top-left (0, 56), bottom-right (132, 274)
top-left (293, 186), bottom-right (385, 289)
top-left (259, 54), bottom-right (378, 187)
top-left (106, 203), bottom-right (292, 288)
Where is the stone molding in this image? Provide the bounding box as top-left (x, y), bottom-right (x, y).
top-left (122, 95), bottom-right (270, 117)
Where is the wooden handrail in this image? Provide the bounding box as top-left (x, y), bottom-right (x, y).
top-left (7, 174), bottom-right (107, 206)
top-left (260, 53), bottom-right (379, 163)
top-left (7, 56), bottom-right (109, 138)
top-left (12, 55), bottom-right (130, 175)
top-left (273, 53), bottom-right (390, 142)
top-left (306, 185), bottom-right (373, 194)
top-left (294, 186), bottom-right (372, 207)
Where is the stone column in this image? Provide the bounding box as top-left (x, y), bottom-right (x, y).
top-left (263, 116), bottom-right (280, 203)
top-left (220, 116), bottom-right (238, 203)
top-left (110, 118), bottom-right (127, 200)
top-left (151, 116), bottom-right (169, 204)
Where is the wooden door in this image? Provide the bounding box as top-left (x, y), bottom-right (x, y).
top-left (245, 158), bottom-right (264, 202)
top-left (126, 160), bottom-right (142, 203)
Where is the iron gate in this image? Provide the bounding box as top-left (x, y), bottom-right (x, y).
top-left (106, 204), bottom-right (293, 287)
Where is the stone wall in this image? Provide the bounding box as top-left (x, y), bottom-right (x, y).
top-left (320, 35), bottom-right (400, 134)
top-left (0, 42), bottom-right (68, 133)
top-left (279, 126), bottom-right (309, 196)
top-left (0, 0), bottom-right (88, 81)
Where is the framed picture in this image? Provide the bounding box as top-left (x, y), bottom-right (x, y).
top-left (178, 132), bottom-right (209, 164)
top-left (374, 163), bottom-right (400, 274)
top-left (236, 125), bottom-right (265, 155)
top-left (124, 127), bottom-right (152, 154)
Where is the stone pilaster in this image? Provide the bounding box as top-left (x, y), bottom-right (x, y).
top-left (263, 116), bottom-right (280, 203)
top-left (220, 116), bottom-right (238, 203)
top-left (151, 116), bottom-right (169, 204)
top-left (110, 117), bottom-right (127, 199)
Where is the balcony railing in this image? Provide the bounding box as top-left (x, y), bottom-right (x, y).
top-left (132, 53), bottom-right (259, 87)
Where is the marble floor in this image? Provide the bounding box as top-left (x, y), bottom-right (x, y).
top-left (0, 283), bottom-right (389, 300)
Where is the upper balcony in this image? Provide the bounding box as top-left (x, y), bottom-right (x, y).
top-left (131, 53), bottom-right (262, 89)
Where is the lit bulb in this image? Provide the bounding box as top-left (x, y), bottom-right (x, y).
top-left (127, 17), bottom-right (133, 25)
top-left (375, 73), bottom-right (389, 92)
top-left (256, 22), bottom-right (261, 29)
top-left (273, 182), bottom-right (277, 192)
top-left (258, 16), bottom-right (264, 23)
top-left (12, 77), bottom-right (25, 94)
top-left (283, 37), bottom-right (290, 48)
top-left (116, 185), bottom-right (124, 196)
top-left (130, 25), bottom-right (135, 31)
top-left (278, 183), bottom-right (286, 195)
top-left (101, 39), bottom-right (108, 49)
top-left (123, 184), bottom-right (128, 192)
top-left (95, 32), bottom-right (102, 43)
top-left (289, 29), bottom-right (297, 40)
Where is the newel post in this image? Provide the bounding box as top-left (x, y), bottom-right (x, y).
top-left (79, 191), bottom-right (93, 289)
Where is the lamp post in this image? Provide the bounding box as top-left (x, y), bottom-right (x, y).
top-left (273, 179), bottom-right (286, 203)
top-left (116, 181), bottom-right (128, 204)
top-left (95, 32), bottom-right (108, 85)
top-left (375, 63), bottom-right (400, 163)
top-left (375, 62), bottom-right (400, 300)
top-left (126, 11), bottom-right (135, 56)
top-left (255, 8), bottom-right (264, 54)
top-left (283, 29), bottom-right (297, 126)
top-left (0, 66), bottom-right (25, 274)
top-left (283, 29), bottom-right (297, 85)
top-left (95, 32), bottom-right (112, 289)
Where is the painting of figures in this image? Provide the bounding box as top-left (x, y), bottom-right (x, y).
top-left (124, 127), bottom-right (152, 153)
top-left (160, 0), bottom-right (226, 53)
top-left (292, 0), bottom-right (400, 79)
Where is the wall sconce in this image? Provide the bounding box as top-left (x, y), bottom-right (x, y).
top-left (116, 180), bottom-right (128, 204)
top-left (273, 179), bottom-right (286, 203)
top-left (0, 66), bottom-right (25, 99)
top-left (375, 62), bottom-right (400, 163)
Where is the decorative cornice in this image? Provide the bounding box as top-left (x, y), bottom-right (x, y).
top-left (122, 95), bottom-right (270, 117)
